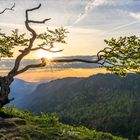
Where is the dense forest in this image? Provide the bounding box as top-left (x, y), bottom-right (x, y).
top-left (17, 73), bottom-right (140, 139)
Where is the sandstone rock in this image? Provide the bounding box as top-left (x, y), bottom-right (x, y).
top-left (0, 121), bottom-right (16, 129)
top-left (5, 118), bottom-right (26, 125)
top-left (0, 117), bottom-right (24, 139)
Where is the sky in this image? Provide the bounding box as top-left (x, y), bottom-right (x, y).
top-left (0, 0), bottom-right (140, 82)
top-left (0, 0), bottom-right (140, 58)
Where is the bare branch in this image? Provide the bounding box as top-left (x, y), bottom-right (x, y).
top-left (28, 18), bottom-right (51, 24)
top-left (50, 45), bottom-right (122, 66)
top-left (26, 4), bottom-right (41, 14)
top-left (8, 3), bottom-right (50, 77)
top-left (0, 3), bottom-right (15, 14)
top-left (13, 58), bottom-right (46, 76)
top-left (31, 47), bottom-right (63, 53)
top-left (51, 58), bottom-right (102, 64)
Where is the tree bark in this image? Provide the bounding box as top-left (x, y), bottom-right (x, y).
top-left (0, 76), bottom-right (14, 109)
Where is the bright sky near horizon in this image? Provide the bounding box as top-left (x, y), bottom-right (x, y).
top-left (0, 0), bottom-right (140, 58)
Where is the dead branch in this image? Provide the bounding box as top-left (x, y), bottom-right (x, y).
top-left (12, 58), bottom-right (46, 76)
top-left (28, 18), bottom-right (51, 24)
top-left (0, 3), bottom-right (15, 14)
top-left (51, 58), bottom-right (102, 64)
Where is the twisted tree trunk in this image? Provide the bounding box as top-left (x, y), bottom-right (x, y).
top-left (0, 76), bottom-right (14, 108)
top-left (0, 4), bottom-right (15, 109)
top-left (0, 4), bottom-right (104, 110)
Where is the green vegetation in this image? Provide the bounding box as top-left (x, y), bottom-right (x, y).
top-left (22, 74), bottom-right (140, 139)
top-left (0, 107), bottom-right (127, 140)
top-left (0, 4), bottom-right (140, 140)
top-left (103, 36), bottom-right (140, 76)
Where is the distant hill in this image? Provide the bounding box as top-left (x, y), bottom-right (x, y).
top-left (8, 78), bottom-right (37, 108)
top-left (16, 74), bottom-right (140, 139)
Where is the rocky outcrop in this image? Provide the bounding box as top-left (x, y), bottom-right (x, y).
top-left (0, 116), bottom-right (26, 140)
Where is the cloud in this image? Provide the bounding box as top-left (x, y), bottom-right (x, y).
top-left (73, 0), bottom-right (107, 25)
top-left (104, 11), bottom-right (140, 33)
top-left (129, 12), bottom-right (140, 21)
top-left (110, 12), bottom-right (140, 32)
top-left (69, 27), bottom-right (103, 34)
top-left (108, 21), bottom-right (139, 33)
top-left (0, 56), bottom-right (99, 71)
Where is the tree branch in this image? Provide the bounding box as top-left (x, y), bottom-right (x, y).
top-left (28, 18), bottom-right (51, 24)
top-left (6, 4), bottom-right (119, 77)
top-left (50, 45), bottom-right (122, 66)
top-left (51, 58), bottom-right (102, 64)
top-left (0, 3), bottom-right (15, 14)
top-left (8, 3), bottom-right (49, 77)
top-left (13, 58), bottom-right (46, 76)
top-left (31, 46), bottom-right (63, 53)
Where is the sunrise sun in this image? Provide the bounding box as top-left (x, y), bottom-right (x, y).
top-left (36, 50), bottom-right (62, 59)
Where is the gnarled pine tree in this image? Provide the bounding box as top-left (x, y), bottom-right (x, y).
top-left (0, 4), bottom-right (140, 109)
top-left (0, 4), bottom-right (68, 108)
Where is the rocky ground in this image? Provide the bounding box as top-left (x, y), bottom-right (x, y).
top-left (0, 112), bottom-right (26, 140)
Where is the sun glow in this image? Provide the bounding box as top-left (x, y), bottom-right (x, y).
top-left (36, 50), bottom-right (62, 59)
